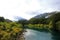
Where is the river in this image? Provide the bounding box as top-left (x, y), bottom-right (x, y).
top-left (24, 29), bottom-right (60, 40)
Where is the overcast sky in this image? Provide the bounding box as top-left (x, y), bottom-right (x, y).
top-left (0, 0), bottom-right (60, 20)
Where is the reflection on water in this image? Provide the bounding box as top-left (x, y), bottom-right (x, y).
top-left (24, 29), bottom-right (52, 40)
top-left (51, 31), bottom-right (60, 40)
top-left (24, 29), bottom-right (60, 40)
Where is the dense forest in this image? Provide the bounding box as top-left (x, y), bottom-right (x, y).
top-left (0, 11), bottom-right (60, 40)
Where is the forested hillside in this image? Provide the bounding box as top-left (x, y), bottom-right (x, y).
top-left (27, 12), bottom-right (60, 32)
top-left (18, 11), bottom-right (60, 32)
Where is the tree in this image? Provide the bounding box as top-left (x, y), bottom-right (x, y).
top-left (29, 18), bottom-right (46, 24)
top-left (17, 19), bottom-right (28, 28)
top-left (49, 12), bottom-right (60, 31)
top-left (0, 17), bottom-right (5, 22)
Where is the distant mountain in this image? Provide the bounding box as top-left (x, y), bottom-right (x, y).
top-left (14, 16), bottom-right (27, 21)
top-left (34, 13), bottom-right (48, 18)
top-left (5, 19), bottom-right (12, 22)
top-left (32, 12), bottom-right (57, 19)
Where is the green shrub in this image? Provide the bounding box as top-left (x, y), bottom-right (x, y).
top-left (0, 22), bottom-right (23, 40)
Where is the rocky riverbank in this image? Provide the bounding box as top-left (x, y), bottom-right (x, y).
top-left (16, 29), bottom-right (26, 40)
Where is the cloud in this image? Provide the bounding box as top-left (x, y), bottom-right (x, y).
top-left (0, 0), bottom-right (60, 20)
top-left (38, 0), bottom-right (60, 12)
